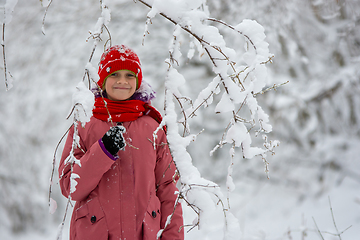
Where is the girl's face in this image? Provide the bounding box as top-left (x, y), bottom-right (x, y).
top-left (104, 70), bottom-right (137, 101)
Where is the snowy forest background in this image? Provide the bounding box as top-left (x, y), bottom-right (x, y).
top-left (1, 0), bottom-right (360, 239)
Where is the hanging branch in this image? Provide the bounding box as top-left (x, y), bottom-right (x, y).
top-left (154, 27), bottom-right (235, 236)
top-left (135, 2), bottom-right (282, 238)
top-left (48, 124), bottom-right (72, 211)
top-left (2, 0), bottom-right (17, 91)
top-left (206, 18), bottom-right (257, 51)
top-left (41, 0), bottom-right (54, 35)
top-left (2, 21), bottom-right (10, 91)
top-left (56, 116), bottom-right (81, 240)
top-left (137, 1), bottom-right (276, 142)
top-left (48, 0), bottom-right (113, 216)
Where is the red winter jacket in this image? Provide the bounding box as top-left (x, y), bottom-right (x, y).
top-left (59, 116), bottom-right (184, 240)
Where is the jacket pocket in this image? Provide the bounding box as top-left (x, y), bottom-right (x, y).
top-left (143, 193), bottom-right (161, 240)
top-left (75, 197), bottom-right (108, 240)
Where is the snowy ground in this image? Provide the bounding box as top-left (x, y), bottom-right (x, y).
top-left (3, 176), bottom-right (359, 240)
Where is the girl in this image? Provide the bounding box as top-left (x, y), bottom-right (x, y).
top-left (59, 45), bottom-right (184, 240)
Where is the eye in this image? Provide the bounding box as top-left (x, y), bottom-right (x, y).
top-left (127, 73), bottom-right (136, 78)
top-left (109, 72), bottom-right (118, 77)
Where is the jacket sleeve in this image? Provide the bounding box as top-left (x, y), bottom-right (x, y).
top-left (154, 130), bottom-right (184, 240)
top-left (58, 125), bottom-right (115, 202)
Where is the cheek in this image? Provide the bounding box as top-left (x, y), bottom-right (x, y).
top-left (104, 79), bottom-right (113, 91)
top-left (131, 79), bottom-right (137, 89)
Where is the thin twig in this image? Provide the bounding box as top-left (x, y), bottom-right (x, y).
top-left (103, 24), bottom-right (112, 49)
top-left (254, 81), bottom-right (289, 97)
top-left (2, 21), bottom-right (9, 91)
top-left (173, 94), bottom-right (190, 137)
top-left (328, 197), bottom-right (341, 239)
top-left (206, 18), bottom-right (257, 52)
top-left (48, 124), bottom-right (73, 205)
top-left (312, 217), bottom-right (325, 240)
top-left (41, 0), bottom-right (55, 35)
top-left (187, 82), bottom-right (221, 119)
top-left (157, 190), bottom-right (181, 239)
top-left (327, 196), bottom-right (353, 239)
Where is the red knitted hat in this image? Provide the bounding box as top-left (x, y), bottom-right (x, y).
top-left (98, 45), bottom-right (143, 89)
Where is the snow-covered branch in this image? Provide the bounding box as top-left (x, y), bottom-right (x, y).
top-left (138, 0), bottom-right (279, 238)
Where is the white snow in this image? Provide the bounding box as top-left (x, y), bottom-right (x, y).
top-left (70, 173), bottom-right (80, 194)
top-left (49, 198), bottom-right (57, 215)
top-left (1, 0), bottom-right (360, 240)
top-left (71, 81), bottom-right (95, 127)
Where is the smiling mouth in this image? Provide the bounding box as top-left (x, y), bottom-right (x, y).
top-left (114, 87), bottom-right (130, 90)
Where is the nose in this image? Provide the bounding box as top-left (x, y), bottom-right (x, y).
top-left (116, 75), bottom-right (127, 84)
